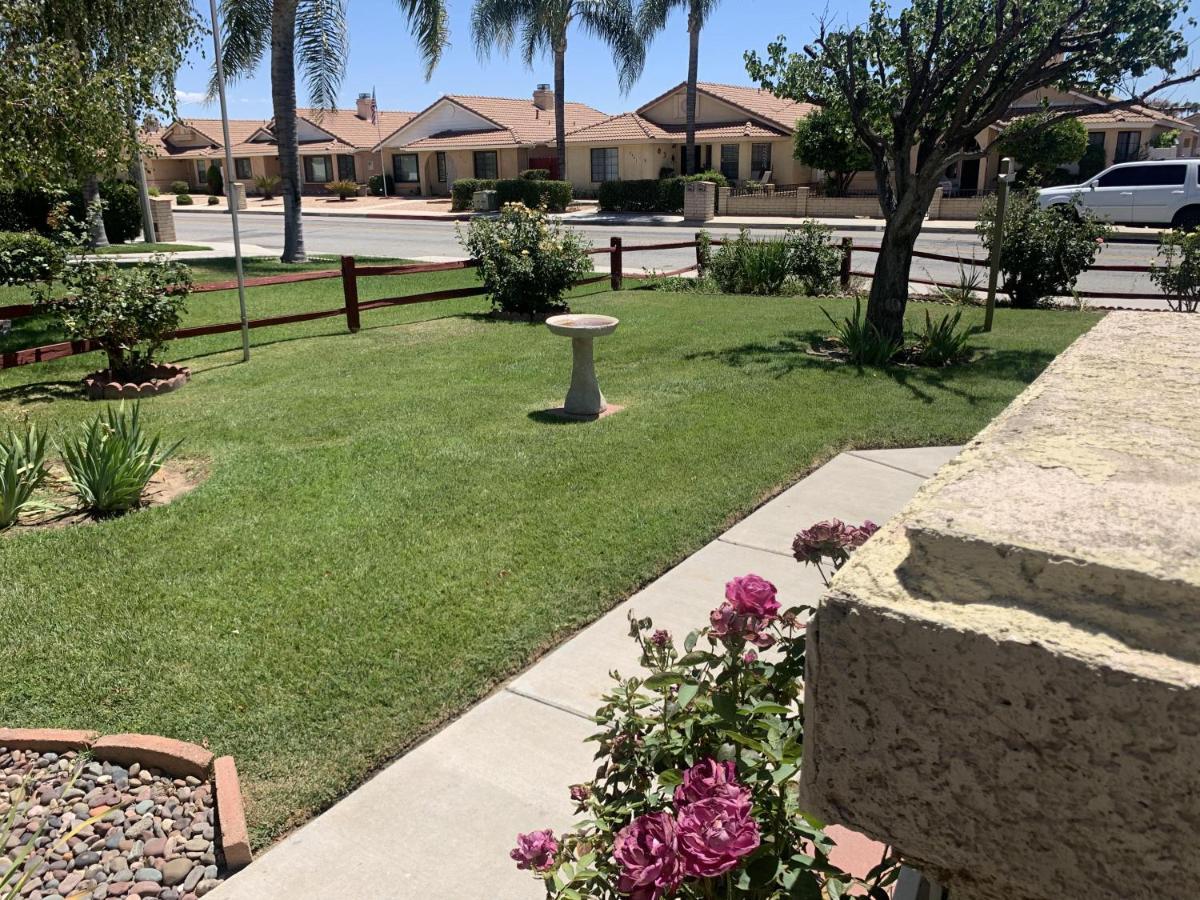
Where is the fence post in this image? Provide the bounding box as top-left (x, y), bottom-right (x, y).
top-left (695, 232), bottom-right (706, 278)
top-left (341, 255), bottom-right (361, 333)
top-left (839, 237), bottom-right (853, 290)
top-left (610, 237), bottom-right (623, 292)
top-left (984, 158), bottom-right (1016, 333)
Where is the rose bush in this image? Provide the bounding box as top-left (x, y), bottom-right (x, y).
top-left (511, 534), bottom-right (896, 899)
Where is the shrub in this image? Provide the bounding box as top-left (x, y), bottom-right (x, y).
top-left (176, 193), bottom-right (193, 205)
top-left (707, 224), bottom-right (841, 296)
top-left (206, 194), bottom-right (220, 206)
top-left (520, 168), bottom-right (550, 180)
top-left (0, 231), bottom-right (67, 286)
top-left (998, 112), bottom-right (1088, 185)
top-left (147, 186), bottom-right (160, 197)
top-left (0, 422), bottom-right (50, 529)
top-left (910, 308), bottom-right (974, 366)
top-left (793, 104), bottom-right (874, 196)
top-left (1150, 128), bottom-right (1180, 149)
top-left (511, 560), bottom-right (899, 899)
top-left (977, 189), bottom-right (1110, 308)
top-left (451, 178), bottom-right (498, 211)
top-left (59, 403), bottom-right (181, 516)
top-left (821, 299), bottom-right (900, 365)
top-left (327, 179), bottom-right (360, 200)
top-left (255, 175), bottom-right (281, 199)
top-left (1150, 228), bottom-right (1200, 312)
top-left (170, 180), bottom-right (190, 194)
top-left (458, 203), bottom-right (593, 318)
top-left (1076, 143), bottom-right (1107, 182)
top-left (38, 255), bottom-right (192, 379)
top-left (368, 173), bottom-right (394, 197)
top-left (206, 162), bottom-right (224, 197)
top-left (0, 186), bottom-right (62, 233)
top-left (495, 179), bottom-right (573, 212)
top-left (90, 180), bottom-right (142, 243)
top-left (598, 173), bottom-right (729, 213)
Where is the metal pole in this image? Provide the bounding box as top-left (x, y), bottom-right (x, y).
top-left (984, 156), bottom-right (1016, 333)
top-left (209, 0), bottom-right (251, 363)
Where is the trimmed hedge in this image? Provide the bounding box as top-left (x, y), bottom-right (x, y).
top-left (598, 171), bottom-right (729, 213)
top-left (451, 178), bottom-right (497, 212)
top-left (520, 169), bottom-right (550, 181)
top-left (495, 179), bottom-right (572, 212)
top-left (0, 230), bottom-right (67, 286)
top-left (0, 182), bottom-right (142, 243)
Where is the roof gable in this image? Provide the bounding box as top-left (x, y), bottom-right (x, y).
top-left (637, 82), bottom-right (812, 132)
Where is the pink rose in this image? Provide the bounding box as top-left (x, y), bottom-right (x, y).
top-left (674, 758), bottom-right (746, 806)
top-left (650, 629), bottom-right (672, 647)
top-left (847, 520), bottom-right (879, 549)
top-left (677, 794), bottom-right (760, 878)
top-left (709, 601), bottom-right (774, 649)
top-left (792, 519), bottom-right (855, 565)
top-left (742, 650), bottom-right (758, 664)
top-left (510, 829), bottom-right (557, 871)
top-left (614, 812), bottom-right (681, 900)
top-left (725, 575), bottom-right (780, 619)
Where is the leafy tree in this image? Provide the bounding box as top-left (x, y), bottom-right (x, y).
top-left (471, 0), bottom-right (644, 182)
top-left (998, 111), bottom-right (1087, 184)
top-left (747, 0), bottom-right (1200, 343)
top-left (1150, 128), bottom-right (1181, 148)
top-left (214, 0), bottom-right (451, 263)
top-left (792, 105), bottom-right (873, 196)
top-left (638, 0), bottom-right (723, 175)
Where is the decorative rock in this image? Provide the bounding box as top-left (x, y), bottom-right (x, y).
top-left (193, 881), bottom-right (219, 897)
top-left (159, 859), bottom-right (191, 887)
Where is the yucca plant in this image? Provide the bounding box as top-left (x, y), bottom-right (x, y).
top-left (0, 423), bottom-right (51, 530)
top-left (912, 308), bottom-right (974, 367)
top-left (936, 263), bottom-right (985, 305)
top-left (59, 403), bottom-right (181, 516)
top-left (821, 299), bottom-right (900, 366)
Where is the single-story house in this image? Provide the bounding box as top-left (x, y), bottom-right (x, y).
top-left (372, 85), bottom-right (609, 195)
top-left (141, 94), bottom-right (413, 195)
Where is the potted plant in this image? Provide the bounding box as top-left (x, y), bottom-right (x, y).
top-left (38, 254), bottom-right (194, 398)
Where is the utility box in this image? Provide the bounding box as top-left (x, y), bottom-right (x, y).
top-left (473, 190), bottom-right (499, 212)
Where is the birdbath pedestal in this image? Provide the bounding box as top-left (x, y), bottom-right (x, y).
top-left (545, 314), bottom-right (620, 417)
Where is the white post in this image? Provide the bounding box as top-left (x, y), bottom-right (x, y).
top-left (984, 157), bottom-right (1016, 333)
top-left (209, 0), bottom-right (250, 363)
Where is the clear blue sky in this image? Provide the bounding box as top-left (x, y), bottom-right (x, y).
top-left (173, 0), bottom-right (1200, 121)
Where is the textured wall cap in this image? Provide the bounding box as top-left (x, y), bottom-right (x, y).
top-left (213, 755), bottom-right (252, 870)
top-left (0, 728), bottom-right (98, 752)
top-left (91, 734), bottom-right (214, 780)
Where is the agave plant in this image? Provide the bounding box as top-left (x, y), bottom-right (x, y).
top-left (0, 422), bottom-right (51, 529)
top-left (821, 299), bottom-right (900, 366)
top-left (912, 307), bottom-right (974, 367)
top-left (59, 403), bottom-right (181, 516)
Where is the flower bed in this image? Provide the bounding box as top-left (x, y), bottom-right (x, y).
top-left (83, 365), bottom-right (190, 401)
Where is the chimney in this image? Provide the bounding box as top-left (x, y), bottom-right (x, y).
top-left (356, 92), bottom-right (373, 120)
top-left (533, 84), bottom-right (554, 111)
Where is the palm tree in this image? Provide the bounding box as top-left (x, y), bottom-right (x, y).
top-left (213, 0), bottom-right (449, 263)
top-left (471, 0), bottom-right (644, 181)
top-left (637, 0), bottom-right (720, 175)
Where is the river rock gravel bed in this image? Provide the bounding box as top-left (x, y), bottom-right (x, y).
top-left (0, 747), bottom-right (225, 899)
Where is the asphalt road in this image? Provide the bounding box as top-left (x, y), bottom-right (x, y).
top-left (175, 211), bottom-right (1169, 309)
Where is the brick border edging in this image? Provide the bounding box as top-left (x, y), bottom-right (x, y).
top-left (0, 728), bottom-right (252, 872)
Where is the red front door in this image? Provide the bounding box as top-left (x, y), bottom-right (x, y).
top-left (529, 156), bottom-right (560, 179)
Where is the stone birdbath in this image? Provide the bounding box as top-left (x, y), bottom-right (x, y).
top-left (545, 314), bottom-right (620, 417)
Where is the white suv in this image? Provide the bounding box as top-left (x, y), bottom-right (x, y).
top-left (1037, 160), bottom-right (1200, 229)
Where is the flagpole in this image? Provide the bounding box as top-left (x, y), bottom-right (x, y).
top-left (209, 0), bottom-right (250, 363)
top-left (373, 87), bottom-right (388, 198)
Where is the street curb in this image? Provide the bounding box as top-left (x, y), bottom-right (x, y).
top-left (175, 207), bottom-right (471, 223)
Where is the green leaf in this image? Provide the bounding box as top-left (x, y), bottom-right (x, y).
top-left (712, 691), bottom-right (738, 721)
top-left (675, 682), bottom-right (701, 709)
top-left (643, 672), bottom-right (683, 690)
top-left (657, 768), bottom-right (683, 786)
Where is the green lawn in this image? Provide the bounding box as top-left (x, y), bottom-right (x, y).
top-left (94, 242), bottom-right (211, 254)
top-left (0, 271), bottom-right (1101, 847)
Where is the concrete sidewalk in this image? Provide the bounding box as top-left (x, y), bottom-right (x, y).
top-left (101, 241), bottom-right (279, 262)
top-left (209, 446), bottom-right (962, 900)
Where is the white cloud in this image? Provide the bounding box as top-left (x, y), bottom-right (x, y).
top-left (175, 89), bottom-right (208, 104)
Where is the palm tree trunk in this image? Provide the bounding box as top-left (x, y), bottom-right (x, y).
top-left (554, 46), bottom-right (567, 182)
top-left (272, 0), bottom-right (306, 263)
top-left (82, 173), bottom-right (110, 248)
top-left (685, 15), bottom-right (700, 176)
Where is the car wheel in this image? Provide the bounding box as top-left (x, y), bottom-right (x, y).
top-left (1172, 207), bottom-right (1200, 231)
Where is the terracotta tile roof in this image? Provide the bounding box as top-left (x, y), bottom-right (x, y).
top-left (381, 95), bottom-right (609, 149)
top-left (565, 113), bottom-right (786, 143)
top-left (295, 107), bottom-right (414, 149)
top-left (636, 82), bottom-right (814, 132)
top-left (402, 128), bottom-right (518, 150)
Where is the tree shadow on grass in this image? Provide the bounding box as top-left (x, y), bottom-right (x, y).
top-left (687, 329), bottom-right (1059, 405)
top-left (0, 380), bottom-right (81, 406)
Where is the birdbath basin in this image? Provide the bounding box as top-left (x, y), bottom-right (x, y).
top-left (545, 314), bottom-right (620, 417)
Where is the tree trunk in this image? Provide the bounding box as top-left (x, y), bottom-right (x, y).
top-left (82, 173), bottom-right (110, 248)
top-left (272, 0), bottom-right (306, 263)
top-left (866, 191), bottom-right (930, 345)
top-left (684, 20), bottom-right (700, 176)
top-left (554, 46), bottom-right (567, 182)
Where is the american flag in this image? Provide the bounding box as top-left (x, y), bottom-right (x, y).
top-left (370, 87), bottom-right (379, 128)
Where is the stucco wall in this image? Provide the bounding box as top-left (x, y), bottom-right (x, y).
top-left (799, 312), bottom-right (1200, 900)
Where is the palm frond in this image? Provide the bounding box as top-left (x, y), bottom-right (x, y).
top-left (576, 0), bottom-right (644, 93)
top-left (208, 0), bottom-right (273, 99)
top-left (635, 0), bottom-right (681, 37)
top-left (296, 0), bottom-right (350, 112)
top-left (396, 0), bottom-right (451, 79)
top-left (470, 0), bottom-right (527, 60)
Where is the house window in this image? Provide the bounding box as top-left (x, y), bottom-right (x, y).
top-left (1114, 131), bottom-right (1141, 163)
top-left (720, 144), bottom-right (740, 180)
top-left (436, 152), bottom-right (447, 183)
top-left (337, 154), bottom-right (356, 181)
top-left (195, 161), bottom-right (208, 184)
top-left (393, 153), bottom-right (420, 183)
top-left (751, 143), bottom-right (772, 176)
top-left (234, 158), bottom-right (252, 179)
top-left (590, 148), bottom-right (619, 183)
top-left (474, 151), bottom-right (499, 180)
top-left (1087, 132), bottom-right (1105, 148)
top-left (303, 155), bottom-right (332, 183)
